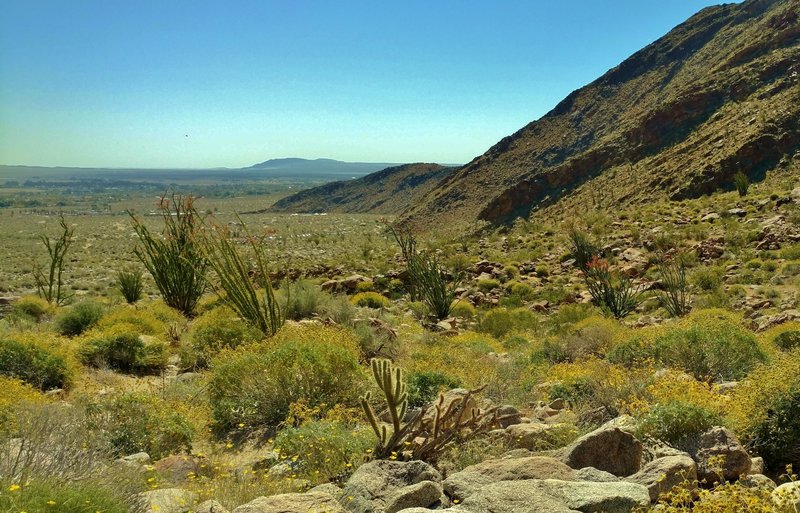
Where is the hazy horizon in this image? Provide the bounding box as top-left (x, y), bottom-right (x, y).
top-left (1, 0), bottom-right (733, 169)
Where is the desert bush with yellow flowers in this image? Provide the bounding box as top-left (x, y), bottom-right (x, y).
top-left (180, 305), bottom-right (262, 369)
top-left (209, 323), bottom-right (365, 432)
top-left (0, 331), bottom-right (77, 390)
top-left (730, 348), bottom-right (800, 471)
top-left (0, 376), bottom-right (49, 433)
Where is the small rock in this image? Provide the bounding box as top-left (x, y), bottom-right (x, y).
top-left (231, 491), bottom-right (343, 513)
top-left (740, 474), bottom-right (777, 491)
top-left (560, 422), bottom-right (643, 477)
top-left (772, 482), bottom-right (800, 513)
top-left (626, 455), bottom-right (697, 502)
top-left (195, 500), bottom-right (229, 513)
top-left (575, 467), bottom-right (620, 482)
top-left (692, 426), bottom-right (751, 483)
top-left (138, 488), bottom-right (198, 513)
top-left (384, 481), bottom-right (443, 513)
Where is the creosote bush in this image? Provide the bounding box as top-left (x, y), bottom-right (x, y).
top-left (12, 295), bottom-right (53, 322)
top-left (0, 335), bottom-right (75, 390)
top-left (79, 325), bottom-right (168, 374)
top-left (55, 300), bottom-right (104, 337)
top-left (86, 392), bottom-right (194, 459)
top-left (478, 307), bottom-right (538, 338)
top-left (351, 291), bottom-right (391, 309)
top-left (180, 305), bottom-right (262, 369)
top-left (636, 400), bottom-right (722, 451)
top-left (209, 323), bottom-right (364, 432)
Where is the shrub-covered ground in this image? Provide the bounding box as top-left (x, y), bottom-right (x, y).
top-left (1, 174), bottom-right (800, 511)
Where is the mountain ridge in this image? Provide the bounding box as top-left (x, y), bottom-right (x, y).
top-left (398, 0), bottom-right (799, 232)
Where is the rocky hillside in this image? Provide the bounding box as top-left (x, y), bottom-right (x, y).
top-left (267, 163), bottom-right (454, 214)
top-left (401, 0), bottom-right (800, 232)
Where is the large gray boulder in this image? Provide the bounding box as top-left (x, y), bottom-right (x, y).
top-left (342, 460), bottom-right (442, 513)
top-left (384, 481), bottom-right (443, 513)
top-left (772, 482), bottom-right (800, 513)
top-left (452, 480), bottom-right (581, 513)
top-left (530, 479), bottom-right (650, 513)
top-left (692, 426), bottom-right (751, 483)
top-left (443, 456), bottom-right (575, 501)
top-left (138, 488), bottom-right (198, 513)
top-left (560, 423), bottom-right (643, 477)
top-left (231, 491), bottom-right (343, 513)
top-left (626, 455), bottom-right (697, 501)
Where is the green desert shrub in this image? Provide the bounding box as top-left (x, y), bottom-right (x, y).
top-left (97, 305), bottom-right (167, 336)
top-left (12, 295), bottom-right (53, 322)
top-left (0, 335), bottom-right (74, 390)
top-left (478, 307), bottom-right (538, 338)
top-left (509, 282), bottom-right (536, 300)
top-left (115, 267), bottom-right (144, 304)
top-left (79, 325), bottom-right (168, 374)
top-left (690, 266), bottom-right (723, 291)
top-left (180, 306), bottom-right (262, 369)
top-left (273, 420), bottom-right (372, 483)
top-left (351, 291), bottom-right (390, 309)
top-left (284, 279), bottom-right (330, 320)
top-left (55, 300), bottom-right (105, 337)
top-left (88, 392), bottom-right (194, 459)
top-left (732, 171), bottom-right (749, 197)
top-left (450, 301), bottom-right (476, 320)
top-left (406, 370), bottom-right (462, 408)
top-left (0, 478), bottom-right (130, 513)
top-left (408, 253), bottom-right (462, 320)
top-left (731, 350), bottom-right (800, 471)
top-left (567, 228), bottom-right (600, 272)
top-left (477, 278), bottom-right (500, 292)
top-left (637, 400), bottom-right (722, 451)
top-left (209, 324), bottom-right (365, 432)
top-left (652, 310), bottom-right (766, 381)
top-left (773, 329), bottom-right (800, 352)
top-left (607, 337), bottom-right (653, 367)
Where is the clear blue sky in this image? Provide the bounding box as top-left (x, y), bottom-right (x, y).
top-left (0, 0), bottom-right (731, 168)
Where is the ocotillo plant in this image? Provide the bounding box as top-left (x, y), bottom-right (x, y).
top-left (407, 253), bottom-right (463, 320)
top-left (33, 214), bottom-right (74, 306)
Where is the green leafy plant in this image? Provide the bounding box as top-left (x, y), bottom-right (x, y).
top-left (0, 337), bottom-right (74, 390)
top-left (32, 214), bottom-right (74, 306)
top-left (79, 326), bottom-right (167, 374)
top-left (129, 194), bottom-right (208, 316)
top-left (201, 218), bottom-right (285, 337)
top-left (351, 291), bottom-right (391, 309)
top-left (733, 171), bottom-right (749, 197)
top-left (407, 253), bottom-right (463, 320)
top-left (115, 268), bottom-right (144, 304)
top-left (584, 258), bottom-right (645, 319)
top-left (567, 228), bottom-right (600, 273)
top-left (55, 300), bottom-right (104, 337)
top-left (637, 400), bottom-right (722, 451)
top-left (656, 256), bottom-right (691, 317)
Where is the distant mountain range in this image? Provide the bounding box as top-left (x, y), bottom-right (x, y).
top-left (266, 163), bottom-right (456, 215)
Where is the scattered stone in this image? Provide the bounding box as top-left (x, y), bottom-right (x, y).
top-left (496, 405), bottom-right (524, 428)
top-left (727, 208), bottom-right (747, 217)
top-left (750, 457), bottom-right (765, 475)
top-left (700, 213), bottom-right (720, 222)
top-left (531, 479), bottom-right (650, 513)
top-left (154, 454), bottom-right (204, 483)
top-left (740, 474), bottom-right (777, 491)
top-left (195, 500), bottom-right (229, 513)
top-left (384, 480), bottom-right (443, 513)
top-left (342, 460), bottom-right (441, 513)
top-left (138, 488), bottom-right (198, 513)
top-left (121, 452), bottom-right (151, 465)
top-left (443, 456), bottom-right (575, 501)
top-left (626, 455), bottom-right (697, 501)
top-left (505, 422), bottom-right (570, 451)
top-left (231, 491), bottom-right (343, 513)
top-left (575, 467), bottom-right (620, 483)
top-left (692, 426), bottom-right (751, 483)
top-left (772, 482), bottom-right (800, 513)
top-left (560, 422), bottom-right (643, 477)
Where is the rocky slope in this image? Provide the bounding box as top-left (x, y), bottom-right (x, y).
top-left (267, 163), bottom-right (454, 214)
top-left (400, 0), bottom-right (800, 233)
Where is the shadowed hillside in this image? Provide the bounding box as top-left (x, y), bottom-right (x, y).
top-left (266, 163), bottom-right (455, 214)
top-left (400, 0), bottom-right (800, 232)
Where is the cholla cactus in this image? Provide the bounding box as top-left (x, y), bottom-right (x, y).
top-left (361, 359), bottom-right (500, 462)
